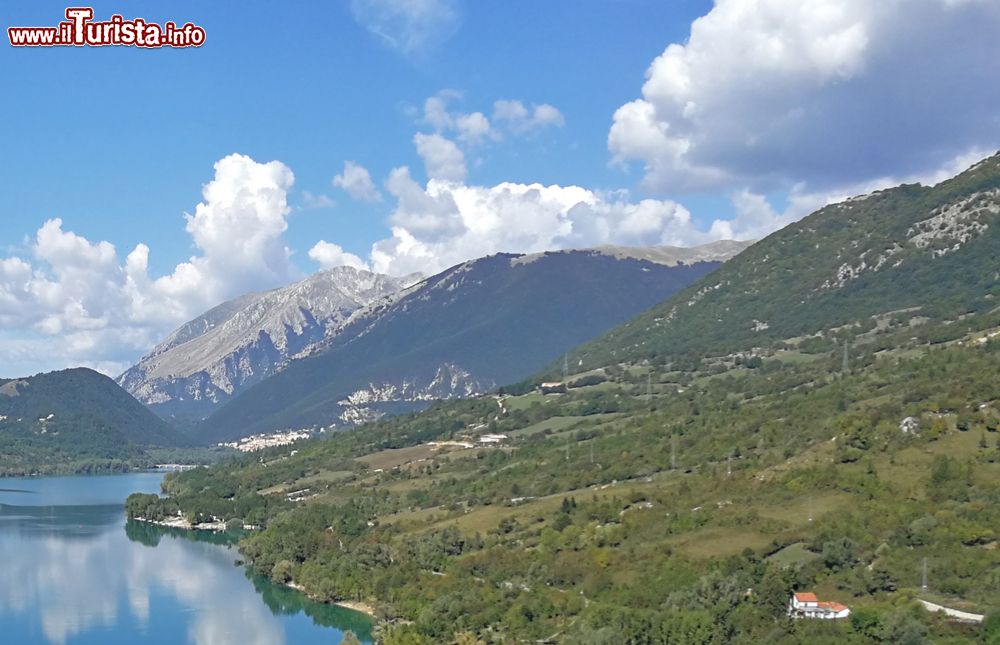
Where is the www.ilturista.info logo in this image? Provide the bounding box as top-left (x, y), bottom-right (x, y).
top-left (8, 8), bottom-right (206, 48)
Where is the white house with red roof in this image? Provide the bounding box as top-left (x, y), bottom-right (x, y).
top-left (789, 592), bottom-right (850, 619)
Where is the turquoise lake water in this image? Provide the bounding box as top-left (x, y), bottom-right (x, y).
top-left (0, 473), bottom-right (373, 644)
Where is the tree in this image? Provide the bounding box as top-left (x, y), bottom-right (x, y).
top-left (382, 625), bottom-right (434, 645)
top-left (272, 560), bottom-right (295, 584)
top-left (340, 632), bottom-right (362, 645)
top-left (983, 612), bottom-right (1000, 645)
top-left (850, 607), bottom-right (882, 639)
top-left (877, 609), bottom-right (927, 645)
top-left (756, 567), bottom-right (793, 618)
top-left (821, 537), bottom-right (857, 571)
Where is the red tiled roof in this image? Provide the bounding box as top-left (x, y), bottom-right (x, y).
top-left (794, 592), bottom-right (818, 602)
top-left (819, 602), bottom-right (849, 612)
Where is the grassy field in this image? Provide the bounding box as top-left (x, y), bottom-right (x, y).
top-left (767, 542), bottom-right (821, 568)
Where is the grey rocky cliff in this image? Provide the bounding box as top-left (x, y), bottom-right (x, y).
top-left (118, 267), bottom-right (420, 423)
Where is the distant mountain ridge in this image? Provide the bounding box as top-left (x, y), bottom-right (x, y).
top-left (118, 267), bottom-right (420, 425)
top-left (512, 240), bottom-right (751, 267)
top-left (195, 242), bottom-right (751, 441)
top-left (0, 368), bottom-right (187, 475)
top-left (573, 151), bottom-right (1000, 370)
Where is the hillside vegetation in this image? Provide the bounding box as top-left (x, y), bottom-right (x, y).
top-left (132, 310), bottom-right (1000, 643)
top-left (573, 152), bottom-right (1000, 371)
top-left (0, 368), bottom-right (189, 475)
top-left (126, 153), bottom-right (1000, 643)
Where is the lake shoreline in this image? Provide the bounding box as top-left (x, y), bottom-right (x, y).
top-left (285, 582), bottom-right (377, 618)
top-left (132, 516), bottom-right (377, 619)
top-left (131, 515), bottom-right (229, 532)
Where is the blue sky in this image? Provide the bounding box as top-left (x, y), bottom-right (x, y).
top-left (2, 0), bottom-right (713, 276)
top-left (1, 0), bottom-right (999, 376)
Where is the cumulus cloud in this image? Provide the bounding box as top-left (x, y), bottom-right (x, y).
top-left (308, 241), bottom-right (370, 271)
top-left (0, 154), bottom-right (300, 377)
top-left (422, 92), bottom-right (495, 144)
top-left (332, 160), bottom-right (382, 202)
top-left (365, 139), bottom-right (996, 277)
top-left (150, 154), bottom-right (300, 312)
top-left (420, 93), bottom-right (564, 144)
top-left (414, 132), bottom-right (467, 182)
top-left (609, 0), bottom-right (1000, 192)
top-left (300, 191), bottom-right (335, 209)
top-left (493, 99), bottom-right (565, 134)
top-left (350, 0), bottom-right (460, 56)
top-left (370, 170), bottom-right (716, 276)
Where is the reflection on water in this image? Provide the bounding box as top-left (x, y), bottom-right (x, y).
top-left (0, 474), bottom-right (372, 645)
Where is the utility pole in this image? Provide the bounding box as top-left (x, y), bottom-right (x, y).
top-left (563, 353), bottom-right (569, 382)
top-left (590, 441), bottom-right (594, 465)
top-left (565, 438), bottom-right (570, 462)
top-left (922, 557), bottom-right (928, 592)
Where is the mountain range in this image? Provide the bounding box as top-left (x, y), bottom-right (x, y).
top-left (117, 267), bottom-right (421, 426)
top-left (187, 241), bottom-right (749, 441)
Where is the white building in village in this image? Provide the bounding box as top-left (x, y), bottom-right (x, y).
top-left (788, 592), bottom-right (851, 620)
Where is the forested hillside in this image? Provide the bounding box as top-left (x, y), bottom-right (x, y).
top-left (0, 368), bottom-right (189, 475)
top-left (131, 308), bottom-right (1000, 643)
top-left (572, 152), bottom-right (1000, 371)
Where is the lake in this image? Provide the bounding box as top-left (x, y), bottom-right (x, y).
top-left (0, 473), bottom-right (373, 644)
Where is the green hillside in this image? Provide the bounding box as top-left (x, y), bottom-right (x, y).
top-left (130, 310), bottom-right (1000, 643)
top-left (572, 152), bottom-right (1000, 371)
top-left (124, 154), bottom-right (1000, 643)
top-left (0, 368), bottom-right (190, 475)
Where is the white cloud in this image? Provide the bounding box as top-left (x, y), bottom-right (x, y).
top-left (493, 99), bottom-right (565, 134)
top-left (0, 154), bottom-right (300, 377)
top-left (453, 111), bottom-right (492, 144)
top-left (300, 191), bottom-right (335, 209)
top-left (610, 0), bottom-right (1000, 192)
top-left (422, 92), bottom-right (495, 144)
top-left (414, 132), bottom-right (467, 182)
top-left (707, 146), bottom-right (998, 240)
top-left (365, 137), bottom-right (996, 277)
top-left (332, 160), bottom-right (382, 202)
top-left (370, 170), bottom-right (712, 276)
top-left (350, 0), bottom-right (459, 56)
top-left (420, 93), bottom-right (564, 144)
top-left (308, 241), bottom-right (370, 271)
top-left (152, 154), bottom-right (299, 312)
